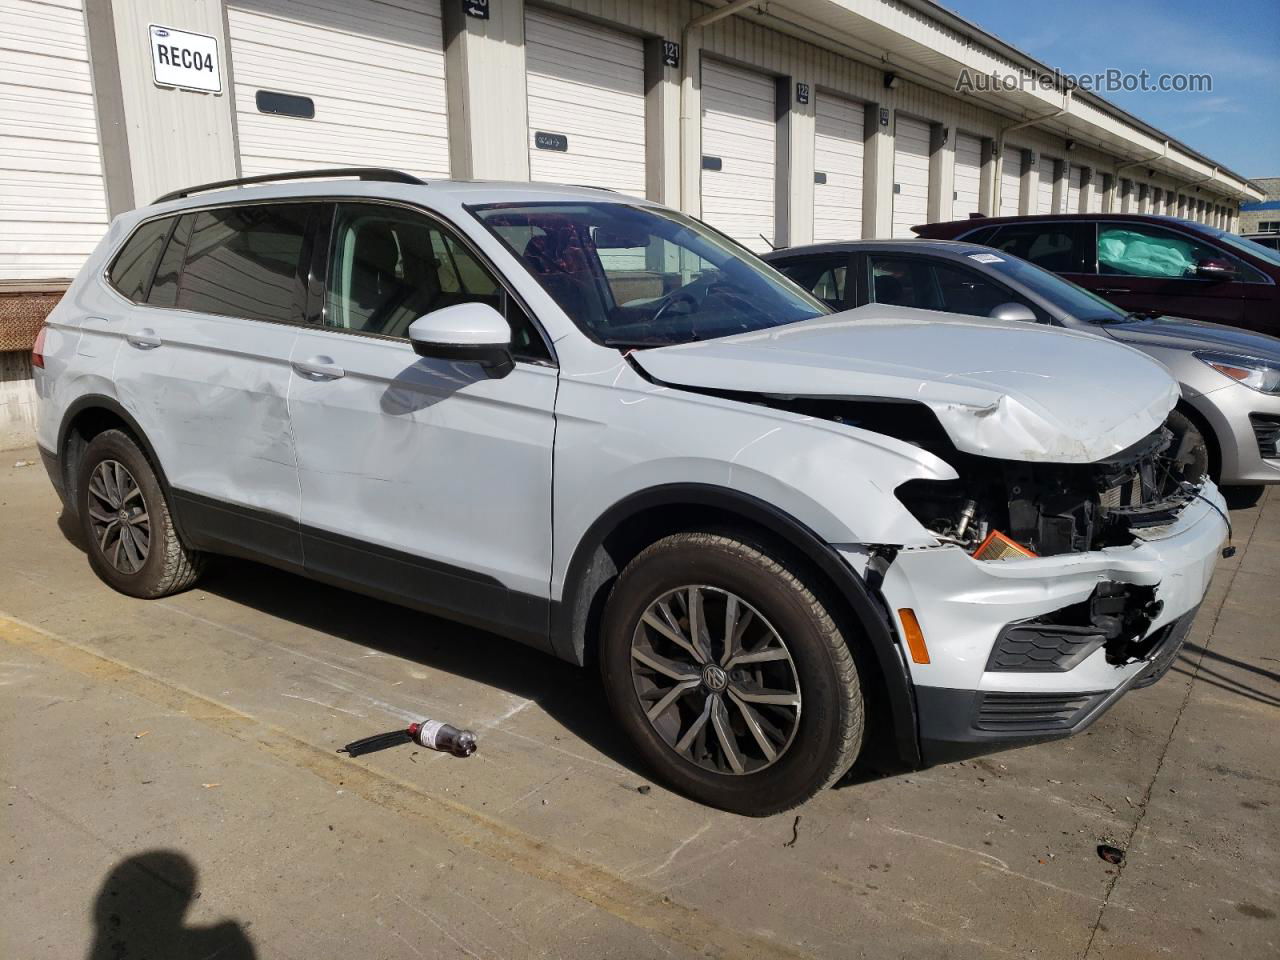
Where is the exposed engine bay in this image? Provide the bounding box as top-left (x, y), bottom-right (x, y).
top-left (721, 395), bottom-right (1205, 558)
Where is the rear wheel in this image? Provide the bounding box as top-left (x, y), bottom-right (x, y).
top-left (600, 532), bottom-right (863, 816)
top-left (77, 429), bottom-right (203, 598)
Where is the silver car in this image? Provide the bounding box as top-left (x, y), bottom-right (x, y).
top-left (766, 240), bottom-right (1280, 485)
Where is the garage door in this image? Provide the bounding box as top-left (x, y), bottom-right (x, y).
top-left (1066, 165), bottom-right (1083, 214)
top-left (812, 92), bottom-right (863, 242)
top-left (0, 0), bottom-right (108, 280)
top-left (227, 0), bottom-right (449, 179)
top-left (892, 114), bottom-right (930, 239)
top-left (953, 132), bottom-right (982, 220)
top-left (1037, 156), bottom-right (1058, 214)
top-left (701, 59), bottom-right (776, 251)
top-left (1087, 172), bottom-right (1103, 213)
top-left (999, 146), bottom-right (1022, 216)
top-left (526, 8), bottom-right (645, 196)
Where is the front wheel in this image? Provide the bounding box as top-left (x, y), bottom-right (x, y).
top-left (600, 532), bottom-right (863, 816)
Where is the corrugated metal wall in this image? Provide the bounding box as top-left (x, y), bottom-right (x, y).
top-left (0, 0), bottom-right (108, 281)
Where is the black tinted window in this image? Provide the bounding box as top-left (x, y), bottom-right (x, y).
top-left (961, 226), bottom-right (1000, 246)
top-left (778, 258), bottom-right (847, 306)
top-left (147, 215), bottom-right (193, 308)
top-left (177, 204), bottom-right (312, 323)
top-left (989, 224), bottom-right (1087, 272)
top-left (324, 203), bottom-right (549, 361)
top-left (108, 218), bottom-right (173, 301)
top-left (868, 257), bottom-right (933, 308)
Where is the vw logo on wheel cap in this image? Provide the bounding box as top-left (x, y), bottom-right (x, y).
top-left (702, 664), bottom-right (729, 692)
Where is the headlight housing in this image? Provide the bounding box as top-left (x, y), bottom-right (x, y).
top-left (1195, 351), bottom-right (1280, 395)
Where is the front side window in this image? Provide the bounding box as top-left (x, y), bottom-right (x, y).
top-left (1098, 224), bottom-right (1264, 280)
top-left (867, 255), bottom-right (1039, 320)
top-left (323, 203), bottom-right (549, 361)
top-left (471, 202), bottom-right (827, 347)
top-left (108, 217), bottom-right (174, 302)
top-left (177, 204), bottom-right (312, 323)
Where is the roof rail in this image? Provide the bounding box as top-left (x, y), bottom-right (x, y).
top-left (153, 167), bottom-right (424, 205)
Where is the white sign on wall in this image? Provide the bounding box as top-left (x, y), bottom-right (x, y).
top-left (149, 24), bottom-right (221, 93)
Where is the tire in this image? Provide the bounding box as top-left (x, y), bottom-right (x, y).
top-left (600, 532), bottom-right (863, 816)
top-left (77, 429), bottom-right (203, 598)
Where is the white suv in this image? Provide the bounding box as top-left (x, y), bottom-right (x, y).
top-left (33, 170), bottom-right (1227, 815)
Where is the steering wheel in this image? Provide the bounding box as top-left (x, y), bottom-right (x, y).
top-left (650, 289), bottom-right (700, 325)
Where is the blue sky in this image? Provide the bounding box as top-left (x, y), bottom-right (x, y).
top-left (938, 0), bottom-right (1279, 178)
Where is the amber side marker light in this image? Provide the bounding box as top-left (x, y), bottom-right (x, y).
top-left (898, 608), bottom-right (930, 664)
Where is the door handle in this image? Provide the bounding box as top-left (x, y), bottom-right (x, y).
top-left (126, 329), bottom-right (162, 349)
top-left (1096, 287), bottom-right (1131, 294)
top-left (292, 356), bottom-right (345, 381)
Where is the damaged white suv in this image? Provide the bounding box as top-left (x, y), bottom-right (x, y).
top-left (34, 170), bottom-right (1227, 815)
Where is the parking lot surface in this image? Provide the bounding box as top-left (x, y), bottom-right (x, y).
top-left (1, 449), bottom-right (1276, 959)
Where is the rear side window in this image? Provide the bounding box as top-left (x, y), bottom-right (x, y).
top-left (777, 258), bottom-right (848, 307)
top-left (988, 223), bottom-right (1089, 273)
top-left (176, 204), bottom-right (312, 323)
top-left (147, 214), bottom-right (193, 308)
top-left (107, 218), bottom-right (174, 301)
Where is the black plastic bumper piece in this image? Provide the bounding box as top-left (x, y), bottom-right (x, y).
top-left (38, 445), bottom-right (65, 505)
top-left (917, 605), bottom-right (1198, 766)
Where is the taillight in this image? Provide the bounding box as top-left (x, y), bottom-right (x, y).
top-left (31, 325), bottom-right (47, 369)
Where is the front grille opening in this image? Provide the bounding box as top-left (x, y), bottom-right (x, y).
top-left (988, 581), bottom-right (1160, 672)
top-left (1250, 414), bottom-right (1280, 460)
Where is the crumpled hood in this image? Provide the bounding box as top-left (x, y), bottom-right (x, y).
top-left (632, 304), bottom-right (1179, 463)
top-left (1103, 314), bottom-right (1280, 361)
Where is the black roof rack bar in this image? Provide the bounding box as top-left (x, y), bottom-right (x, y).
top-left (154, 167), bottom-right (424, 205)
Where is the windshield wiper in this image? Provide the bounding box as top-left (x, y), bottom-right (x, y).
top-left (601, 335), bottom-right (698, 350)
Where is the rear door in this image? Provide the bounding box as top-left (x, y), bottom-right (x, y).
top-left (110, 202), bottom-right (314, 567)
top-left (286, 201), bottom-right (558, 643)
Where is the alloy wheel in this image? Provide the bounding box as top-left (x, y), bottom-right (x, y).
top-left (86, 459), bottom-right (151, 574)
top-left (630, 585), bottom-right (801, 775)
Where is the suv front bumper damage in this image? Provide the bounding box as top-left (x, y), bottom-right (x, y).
top-left (854, 486), bottom-right (1227, 765)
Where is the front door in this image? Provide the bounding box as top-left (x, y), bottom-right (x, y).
top-left (286, 202), bottom-right (558, 647)
top-left (1089, 221), bottom-right (1257, 326)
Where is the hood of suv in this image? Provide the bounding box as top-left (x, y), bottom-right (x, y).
top-left (631, 304), bottom-right (1179, 463)
top-left (1102, 314), bottom-right (1280, 361)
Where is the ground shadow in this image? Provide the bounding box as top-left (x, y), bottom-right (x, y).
top-left (88, 850), bottom-right (256, 960)
top-left (194, 557), bottom-right (650, 779)
top-left (53, 508), bottom-right (928, 791)
top-left (1222, 485), bottom-right (1264, 510)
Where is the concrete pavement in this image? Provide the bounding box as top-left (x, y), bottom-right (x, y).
top-left (1, 448), bottom-right (1276, 959)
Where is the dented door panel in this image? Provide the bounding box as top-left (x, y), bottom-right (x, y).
top-left (111, 310), bottom-right (302, 551)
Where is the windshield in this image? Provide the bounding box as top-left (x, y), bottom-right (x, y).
top-left (1206, 227), bottom-right (1280, 268)
top-left (981, 253), bottom-right (1128, 324)
top-left (471, 202), bottom-right (829, 347)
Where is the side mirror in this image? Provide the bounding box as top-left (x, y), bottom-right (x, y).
top-left (1195, 258), bottom-right (1238, 282)
top-left (988, 302), bottom-right (1038, 323)
top-left (407, 303), bottom-right (513, 378)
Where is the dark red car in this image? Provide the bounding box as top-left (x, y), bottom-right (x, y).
top-left (913, 214), bottom-right (1280, 336)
